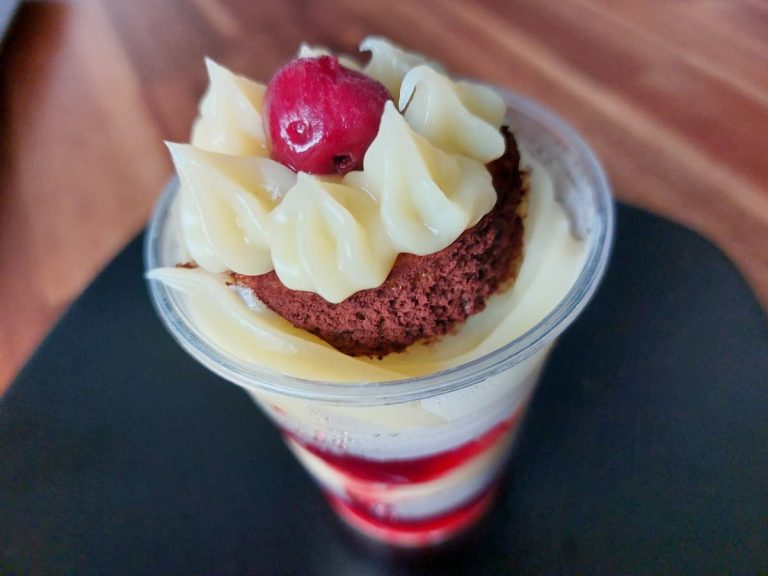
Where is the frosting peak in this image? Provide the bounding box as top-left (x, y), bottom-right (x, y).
top-left (270, 173), bottom-right (396, 304)
top-left (400, 66), bottom-right (506, 163)
top-left (169, 143), bottom-right (296, 275)
top-left (349, 102), bottom-right (497, 255)
top-left (191, 58), bottom-right (268, 156)
top-left (297, 43), bottom-right (362, 72)
top-left (360, 36), bottom-right (444, 101)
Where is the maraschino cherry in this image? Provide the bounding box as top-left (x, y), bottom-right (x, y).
top-left (264, 56), bottom-right (391, 174)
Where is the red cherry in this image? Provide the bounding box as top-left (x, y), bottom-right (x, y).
top-left (264, 56), bottom-right (391, 174)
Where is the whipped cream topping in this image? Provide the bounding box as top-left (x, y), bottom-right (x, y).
top-left (170, 38), bottom-right (506, 302)
top-left (400, 66), bottom-right (506, 163)
top-left (191, 58), bottom-right (268, 156)
top-left (168, 144), bottom-right (295, 275)
top-left (346, 102), bottom-right (496, 256)
top-left (269, 173), bottom-right (396, 302)
top-left (296, 43), bottom-right (362, 72)
top-left (360, 36), bottom-right (445, 101)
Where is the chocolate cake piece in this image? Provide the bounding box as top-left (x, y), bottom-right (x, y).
top-left (232, 127), bottom-right (527, 357)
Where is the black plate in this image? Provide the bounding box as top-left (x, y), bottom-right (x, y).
top-left (1, 205), bottom-right (766, 575)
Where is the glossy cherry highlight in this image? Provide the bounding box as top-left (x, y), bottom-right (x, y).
top-left (264, 56), bottom-right (391, 174)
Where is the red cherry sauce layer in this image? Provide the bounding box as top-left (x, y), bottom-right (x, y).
top-left (283, 406), bottom-right (524, 486)
top-left (326, 482), bottom-right (499, 547)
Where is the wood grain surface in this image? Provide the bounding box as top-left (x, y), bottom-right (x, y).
top-left (1, 0), bottom-right (767, 394)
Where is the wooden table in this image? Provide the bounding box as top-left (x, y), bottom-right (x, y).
top-left (1, 0), bottom-right (766, 394)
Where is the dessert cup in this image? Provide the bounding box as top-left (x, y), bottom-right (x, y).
top-left (145, 89), bottom-right (614, 547)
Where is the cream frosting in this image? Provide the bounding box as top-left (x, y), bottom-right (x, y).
top-left (191, 58), bottom-right (268, 156)
top-left (179, 58), bottom-right (273, 273)
top-left (346, 102), bottom-right (496, 256)
top-left (168, 144), bottom-right (295, 275)
top-left (296, 43), bottom-right (362, 71)
top-left (400, 66), bottom-right (506, 163)
top-left (360, 36), bottom-right (445, 102)
top-left (269, 173), bottom-right (396, 303)
top-left (169, 38), bottom-right (506, 302)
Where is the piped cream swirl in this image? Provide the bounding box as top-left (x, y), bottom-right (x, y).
top-left (348, 102), bottom-right (496, 256)
top-left (169, 144), bottom-right (295, 275)
top-left (360, 36), bottom-right (445, 101)
top-left (270, 174), bottom-right (396, 303)
top-left (191, 58), bottom-right (268, 156)
top-left (296, 43), bottom-right (362, 71)
top-left (400, 66), bottom-right (506, 163)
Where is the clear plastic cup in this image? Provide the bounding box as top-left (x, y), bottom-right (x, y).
top-left (145, 89), bottom-right (614, 547)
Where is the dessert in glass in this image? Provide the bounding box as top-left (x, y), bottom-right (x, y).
top-left (145, 38), bottom-right (613, 547)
